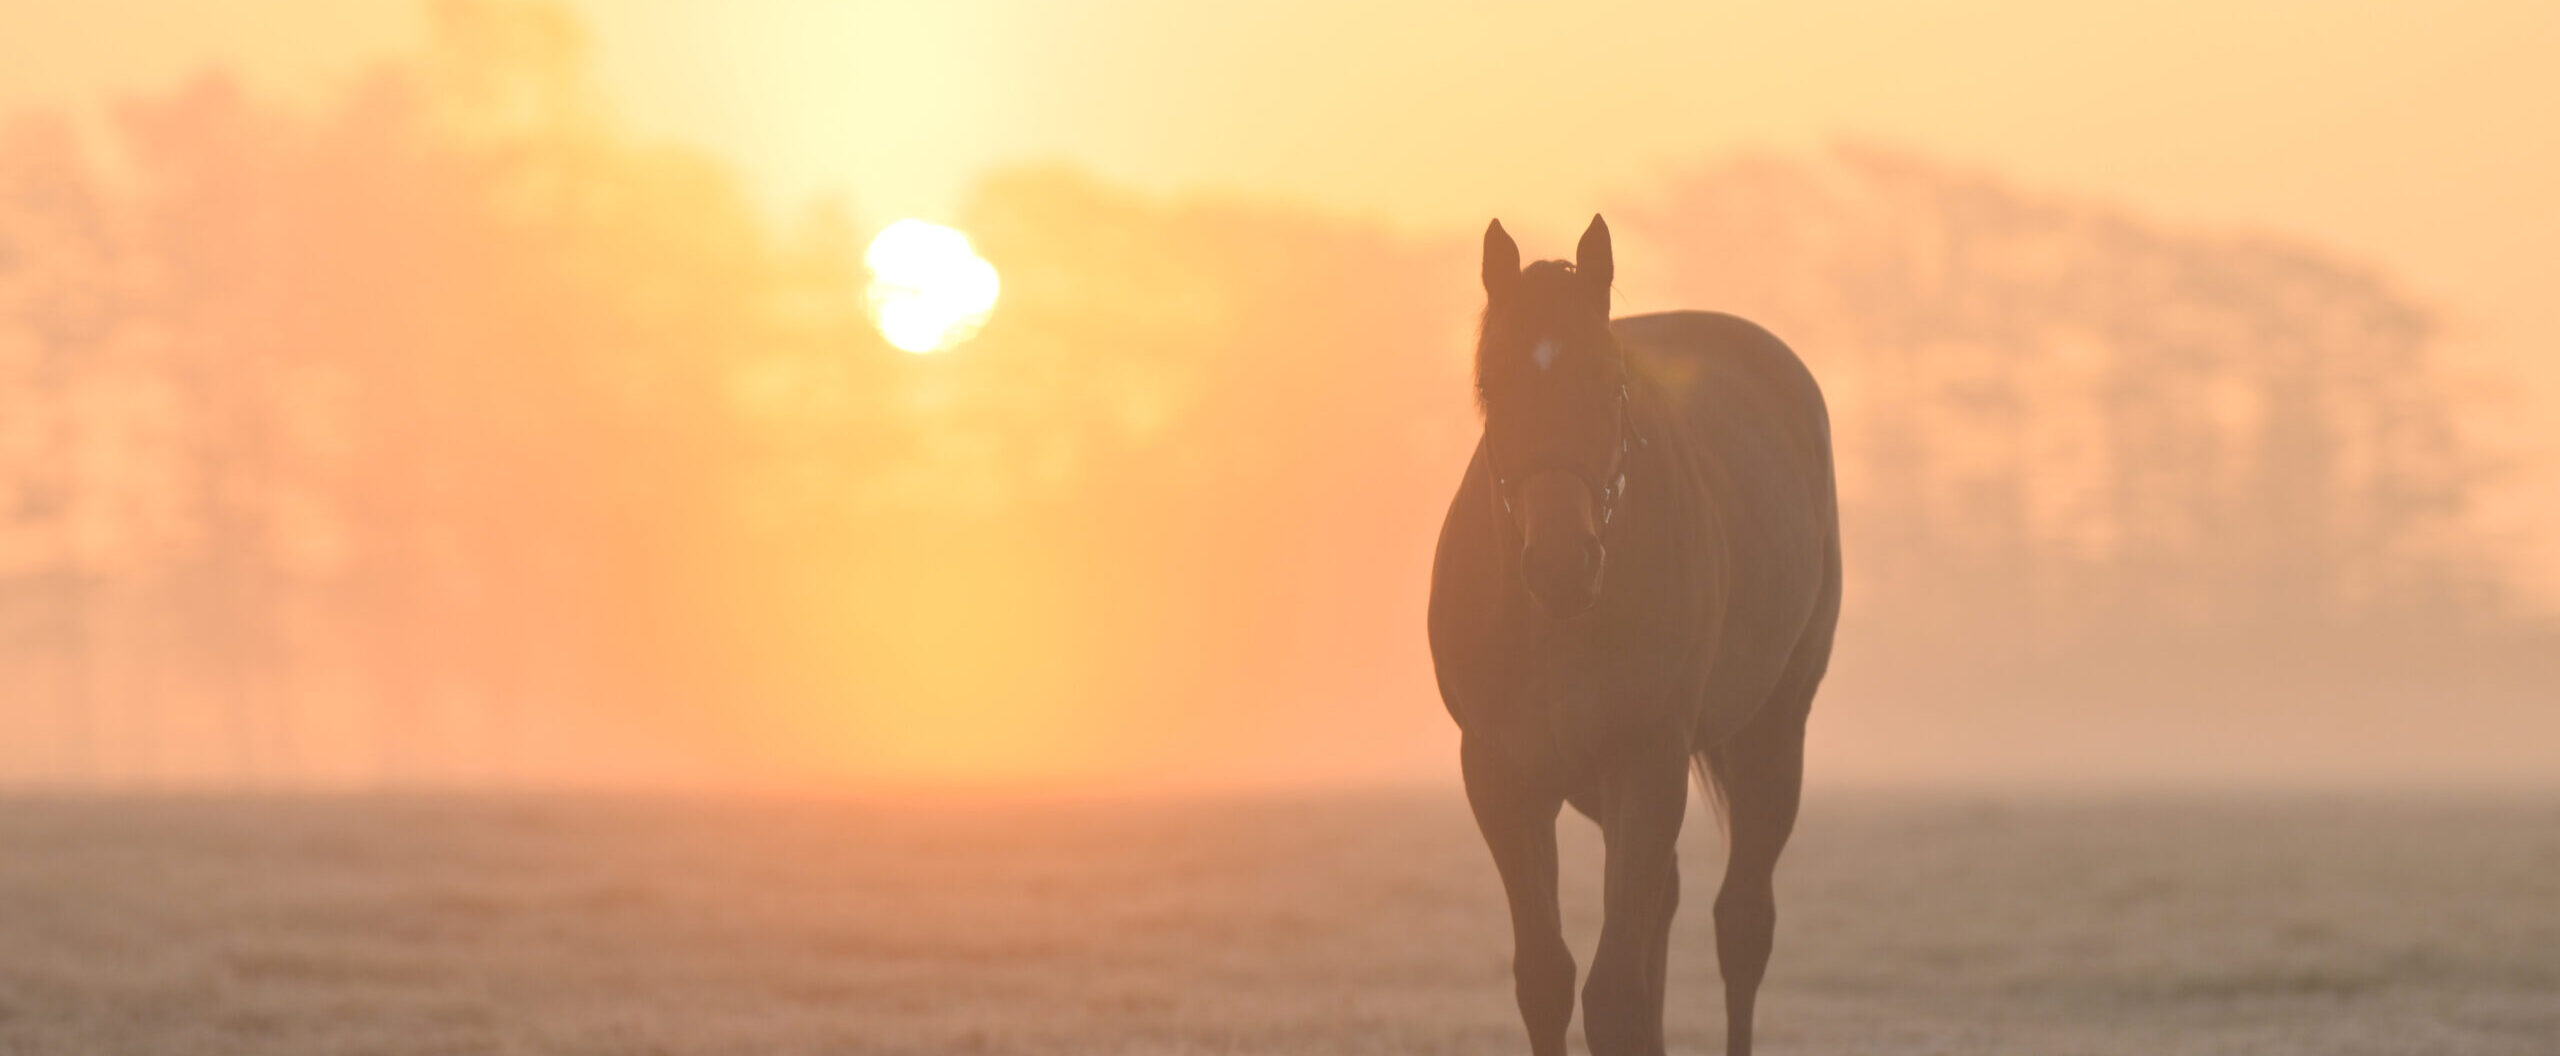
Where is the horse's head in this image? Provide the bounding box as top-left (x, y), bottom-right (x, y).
top-left (1475, 215), bottom-right (1628, 620)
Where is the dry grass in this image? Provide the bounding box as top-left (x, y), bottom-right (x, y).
top-left (0, 791), bottom-right (2554, 1054)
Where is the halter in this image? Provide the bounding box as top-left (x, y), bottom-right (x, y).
top-left (1491, 376), bottom-right (1643, 532)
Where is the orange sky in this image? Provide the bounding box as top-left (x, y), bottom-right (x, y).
top-left (2, 3), bottom-right (2556, 793)
top-left (9, 0), bottom-right (2555, 582)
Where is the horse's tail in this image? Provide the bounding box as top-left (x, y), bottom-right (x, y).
top-left (1691, 745), bottom-right (1732, 838)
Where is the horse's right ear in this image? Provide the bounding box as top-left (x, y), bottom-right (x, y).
top-left (1482, 220), bottom-right (1520, 299)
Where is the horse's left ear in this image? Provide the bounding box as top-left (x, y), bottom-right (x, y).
top-left (1484, 219), bottom-right (1521, 300)
top-left (1577, 214), bottom-right (1613, 312)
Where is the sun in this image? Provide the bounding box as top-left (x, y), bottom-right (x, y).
top-left (864, 219), bottom-right (1000, 354)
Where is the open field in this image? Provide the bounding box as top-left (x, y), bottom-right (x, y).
top-left (1, 792), bottom-right (2554, 1054)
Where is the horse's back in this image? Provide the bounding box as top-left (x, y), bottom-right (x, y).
top-left (1614, 311), bottom-right (1831, 480)
top-left (1613, 310), bottom-right (1841, 741)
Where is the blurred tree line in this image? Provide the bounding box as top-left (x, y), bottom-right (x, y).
top-left (1630, 148), bottom-right (2556, 778)
top-left (1637, 147), bottom-right (2497, 633)
top-left (0, 1), bottom-right (1483, 785)
top-left (0, 3), bottom-right (2546, 786)
top-left (0, 1), bottom-right (842, 783)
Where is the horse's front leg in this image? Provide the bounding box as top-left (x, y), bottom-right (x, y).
top-left (1463, 735), bottom-right (1574, 1056)
top-left (1583, 746), bottom-right (1689, 1056)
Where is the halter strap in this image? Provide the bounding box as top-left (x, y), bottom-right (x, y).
top-left (1491, 380), bottom-right (1640, 532)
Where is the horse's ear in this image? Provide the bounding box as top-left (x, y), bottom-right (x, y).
top-left (1483, 219), bottom-right (1520, 299)
top-left (1577, 214), bottom-right (1613, 311)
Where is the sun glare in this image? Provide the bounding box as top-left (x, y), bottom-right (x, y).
top-left (864, 219), bottom-right (1000, 354)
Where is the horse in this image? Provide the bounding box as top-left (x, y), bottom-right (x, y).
top-left (1428, 215), bottom-right (1841, 1056)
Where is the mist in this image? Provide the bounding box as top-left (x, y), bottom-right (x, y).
top-left (2, 2), bottom-right (2553, 792)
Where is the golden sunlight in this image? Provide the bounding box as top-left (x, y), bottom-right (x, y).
top-left (864, 218), bottom-right (1000, 353)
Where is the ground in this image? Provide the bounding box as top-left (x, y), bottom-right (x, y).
top-left (0, 791), bottom-right (2553, 1054)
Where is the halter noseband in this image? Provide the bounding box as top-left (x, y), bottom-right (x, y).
top-left (1492, 377), bottom-right (1642, 531)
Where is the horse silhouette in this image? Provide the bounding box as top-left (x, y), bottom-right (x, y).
top-left (1430, 216), bottom-right (1841, 1056)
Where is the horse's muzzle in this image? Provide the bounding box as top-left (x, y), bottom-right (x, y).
top-left (1523, 537), bottom-right (1605, 619)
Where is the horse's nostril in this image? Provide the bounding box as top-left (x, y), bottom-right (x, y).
top-left (1522, 538), bottom-right (1605, 614)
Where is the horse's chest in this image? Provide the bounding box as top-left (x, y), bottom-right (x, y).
top-left (1452, 630), bottom-right (1684, 783)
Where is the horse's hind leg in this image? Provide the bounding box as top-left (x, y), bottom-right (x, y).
top-left (1710, 693), bottom-right (1805, 1056)
top-left (1465, 737), bottom-right (1575, 1056)
top-left (1713, 539), bottom-right (1836, 1056)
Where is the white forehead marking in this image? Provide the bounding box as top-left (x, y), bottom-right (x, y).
top-left (1531, 337), bottom-right (1561, 371)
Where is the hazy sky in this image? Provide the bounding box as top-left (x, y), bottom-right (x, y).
top-left (4, 2), bottom-right (2557, 790)
top-left (6, 0), bottom-right (2557, 576)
